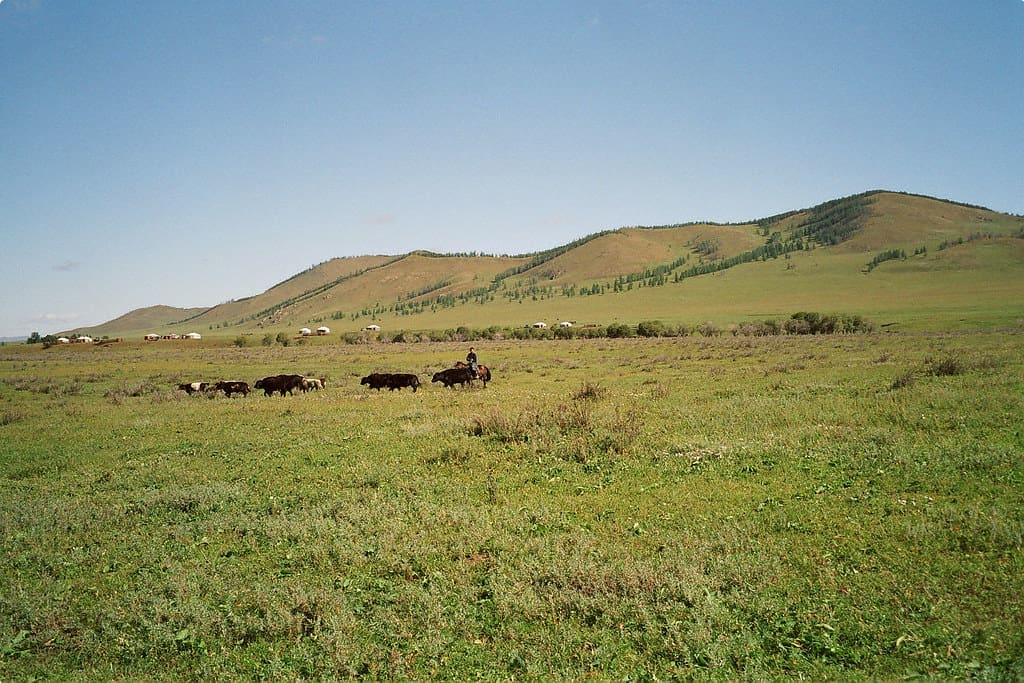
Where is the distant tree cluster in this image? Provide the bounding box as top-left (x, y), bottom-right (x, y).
top-left (26, 332), bottom-right (58, 345)
top-left (790, 194), bottom-right (872, 245)
top-left (865, 249), bottom-right (906, 272)
top-left (937, 231), bottom-right (1024, 252)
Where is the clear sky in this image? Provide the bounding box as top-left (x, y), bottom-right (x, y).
top-left (2, 1), bottom-right (1022, 338)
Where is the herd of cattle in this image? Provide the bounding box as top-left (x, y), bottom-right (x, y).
top-left (176, 365), bottom-right (490, 398)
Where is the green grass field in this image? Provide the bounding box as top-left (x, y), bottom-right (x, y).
top-left (2, 333), bottom-right (1023, 679)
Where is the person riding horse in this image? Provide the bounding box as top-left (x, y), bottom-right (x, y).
top-left (466, 347), bottom-right (478, 378)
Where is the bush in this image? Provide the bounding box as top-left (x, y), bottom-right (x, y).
top-left (636, 320), bottom-right (666, 337)
top-left (737, 320), bottom-right (781, 336)
top-left (783, 318), bottom-right (811, 335)
top-left (553, 325), bottom-right (577, 339)
top-left (606, 323), bottom-right (632, 338)
top-left (696, 321), bottom-right (719, 337)
top-left (785, 312), bottom-right (874, 335)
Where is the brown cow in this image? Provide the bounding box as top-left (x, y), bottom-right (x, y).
top-left (213, 381), bottom-right (250, 397)
top-left (454, 361), bottom-right (491, 386)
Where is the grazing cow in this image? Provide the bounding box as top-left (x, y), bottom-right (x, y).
top-left (254, 374), bottom-right (304, 397)
top-left (454, 361), bottom-right (492, 387)
top-left (300, 377), bottom-right (325, 392)
top-left (178, 382), bottom-right (210, 395)
top-left (431, 367), bottom-right (475, 389)
top-left (385, 373), bottom-right (421, 392)
top-left (213, 381), bottom-right (250, 397)
top-left (360, 373), bottom-right (389, 391)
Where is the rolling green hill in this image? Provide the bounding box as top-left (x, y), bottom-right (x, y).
top-left (70, 191), bottom-right (1024, 339)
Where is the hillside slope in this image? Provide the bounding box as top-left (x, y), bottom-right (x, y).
top-left (80, 305), bottom-right (210, 337)
top-left (507, 224), bottom-right (764, 288)
top-left (69, 191), bottom-right (1024, 337)
top-left (182, 255), bottom-right (396, 329)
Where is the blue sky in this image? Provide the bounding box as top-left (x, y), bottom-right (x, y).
top-left (2, 1), bottom-right (1022, 338)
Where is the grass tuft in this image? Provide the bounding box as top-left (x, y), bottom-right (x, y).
top-left (890, 370), bottom-right (917, 390)
top-left (923, 354), bottom-right (967, 376)
top-left (572, 381), bottom-right (605, 401)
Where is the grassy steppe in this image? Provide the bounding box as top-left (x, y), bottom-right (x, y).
top-left (2, 334), bottom-right (1022, 680)
top-left (375, 239), bottom-right (1024, 335)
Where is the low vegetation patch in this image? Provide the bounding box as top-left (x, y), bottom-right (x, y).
top-left (924, 354), bottom-right (968, 376)
top-left (890, 369), bottom-right (917, 390)
top-left (571, 380), bottom-right (605, 401)
top-left (103, 381), bottom-right (166, 403)
top-left (0, 408), bottom-right (26, 425)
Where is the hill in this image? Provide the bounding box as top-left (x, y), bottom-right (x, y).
top-left (68, 191), bottom-right (1024, 338)
top-left (80, 304), bottom-right (210, 338)
top-left (179, 255), bottom-right (396, 330)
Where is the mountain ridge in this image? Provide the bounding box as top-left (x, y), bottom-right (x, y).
top-left (64, 190), bottom-right (1024, 337)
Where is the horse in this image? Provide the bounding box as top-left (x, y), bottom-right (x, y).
top-left (454, 361), bottom-right (491, 386)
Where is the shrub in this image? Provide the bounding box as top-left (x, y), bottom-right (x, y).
top-left (783, 318), bottom-right (811, 335)
top-left (636, 320), bottom-right (665, 337)
top-left (785, 312), bottom-right (873, 334)
top-left (738, 320), bottom-right (782, 336)
top-left (696, 321), bottom-right (719, 337)
top-left (606, 323), bottom-right (632, 338)
top-left (553, 325), bottom-right (577, 339)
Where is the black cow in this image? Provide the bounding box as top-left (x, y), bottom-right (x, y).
top-left (254, 374), bottom-right (304, 397)
top-left (360, 373), bottom-right (389, 391)
top-left (361, 373), bottom-right (421, 392)
top-left (213, 381), bottom-right (250, 397)
top-left (385, 373), bottom-right (421, 392)
top-left (178, 382), bottom-right (210, 395)
top-left (431, 367), bottom-right (475, 388)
